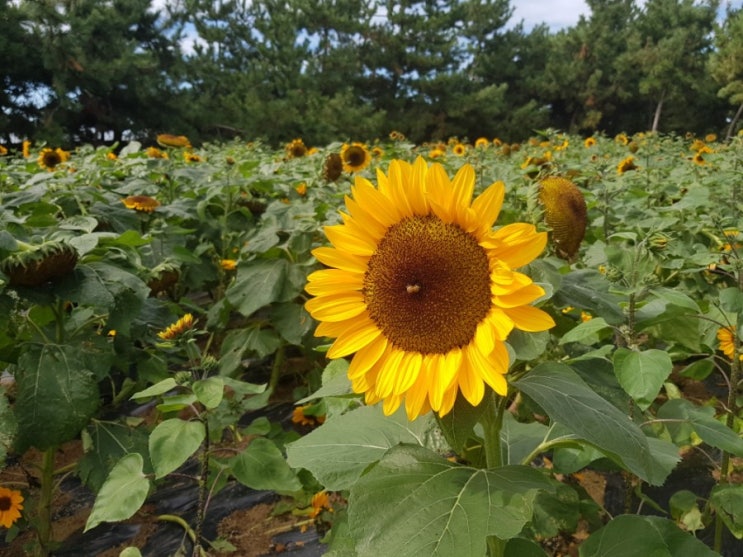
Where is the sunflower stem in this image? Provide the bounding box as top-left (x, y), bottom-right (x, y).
top-left (34, 447), bottom-right (55, 557)
top-left (482, 391), bottom-right (508, 557)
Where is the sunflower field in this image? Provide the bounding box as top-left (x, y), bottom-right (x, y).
top-left (0, 131), bottom-right (742, 557)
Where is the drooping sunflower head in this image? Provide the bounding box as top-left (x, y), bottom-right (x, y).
top-left (157, 313), bottom-right (195, 341)
top-left (717, 326), bottom-right (743, 361)
top-left (538, 176), bottom-right (587, 261)
top-left (122, 195), bottom-right (160, 213)
top-left (156, 134), bottom-right (191, 149)
top-left (323, 152), bottom-right (344, 182)
top-left (0, 487), bottom-right (23, 528)
top-left (305, 157), bottom-right (555, 420)
top-left (617, 156), bottom-right (638, 174)
top-left (341, 142), bottom-right (371, 173)
top-left (0, 241), bottom-right (78, 287)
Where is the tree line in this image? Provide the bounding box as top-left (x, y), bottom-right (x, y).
top-left (3, 0), bottom-right (743, 147)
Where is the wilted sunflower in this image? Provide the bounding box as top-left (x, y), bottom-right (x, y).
top-left (305, 157), bottom-right (555, 420)
top-left (122, 195), bottom-right (160, 213)
top-left (158, 313), bottom-right (195, 340)
top-left (1, 241), bottom-right (78, 287)
top-left (717, 326), bottom-right (743, 361)
top-left (341, 142), bottom-right (371, 173)
top-left (323, 152), bottom-right (343, 182)
top-left (617, 156), bottom-right (638, 174)
top-left (38, 147), bottom-right (70, 171)
top-left (0, 487), bottom-right (24, 528)
top-left (156, 134), bottom-right (191, 148)
top-left (286, 138), bottom-right (308, 159)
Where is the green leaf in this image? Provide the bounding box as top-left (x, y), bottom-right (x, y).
top-left (579, 515), bottom-right (720, 557)
top-left (612, 348), bottom-right (672, 410)
top-left (500, 411), bottom-right (551, 466)
top-left (14, 344), bottom-right (100, 452)
top-left (348, 445), bottom-right (553, 557)
top-left (658, 399), bottom-right (743, 456)
top-left (226, 259), bottom-right (289, 318)
top-left (149, 418), bottom-right (205, 479)
top-left (270, 302), bottom-right (312, 345)
top-left (559, 317), bottom-right (611, 345)
top-left (119, 548), bottom-right (144, 557)
top-left (130, 378), bottom-right (178, 400)
top-left (296, 359), bottom-right (352, 404)
top-left (505, 538), bottom-right (548, 557)
top-left (437, 395), bottom-right (487, 455)
top-left (285, 405), bottom-right (436, 490)
top-left (719, 287), bottom-right (743, 313)
top-left (230, 437), bottom-right (302, 493)
top-left (508, 329), bottom-right (550, 360)
top-left (219, 327), bottom-right (281, 375)
top-left (552, 270), bottom-right (624, 325)
top-left (85, 453), bottom-right (151, 532)
top-left (678, 358), bottom-right (714, 381)
top-left (193, 377), bottom-right (224, 409)
top-left (709, 484), bottom-right (743, 539)
top-left (513, 363), bottom-right (676, 485)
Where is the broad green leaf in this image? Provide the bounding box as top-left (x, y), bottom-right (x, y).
top-left (85, 453), bottom-right (150, 532)
top-left (559, 317), bottom-right (610, 345)
top-left (296, 359), bottom-right (352, 404)
top-left (613, 348), bottom-right (672, 410)
top-left (658, 399), bottom-right (743, 456)
top-left (513, 363), bottom-right (675, 485)
top-left (230, 437), bottom-right (302, 493)
top-left (130, 378), bottom-right (177, 400)
top-left (270, 302), bottom-right (312, 345)
top-left (14, 344), bottom-right (100, 452)
top-left (285, 405), bottom-right (436, 490)
top-left (709, 484), bottom-right (743, 539)
top-left (226, 259), bottom-right (289, 318)
top-left (551, 270), bottom-right (624, 325)
top-left (720, 287), bottom-right (743, 313)
top-left (505, 538), bottom-right (548, 557)
top-left (219, 327), bottom-right (281, 375)
top-left (437, 394), bottom-right (487, 454)
top-left (579, 515), bottom-right (720, 557)
top-left (149, 418), bottom-right (205, 479)
top-left (678, 358), bottom-right (714, 381)
top-left (193, 377), bottom-right (224, 409)
top-left (348, 445), bottom-right (553, 557)
top-left (508, 329), bottom-right (550, 360)
top-left (500, 411), bottom-right (551, 466)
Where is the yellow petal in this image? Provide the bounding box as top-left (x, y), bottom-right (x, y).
top-left (343, 197), bottom-right (388, 240)
top-left (305, 269), bottom-right (363, 296)
top-left (495, 283), bottom-right (546, 308)
top-left (392, 351), bottom-right (422, 395)
top-left (437, 384), bottom-right (459, 417)
top-left (312, 246), bottom-right (368, 273)
top-left (429, 349), bottom-right (461, 411)
top-left (382, 394), bottom-right (403, 416)
top-left (487, 224), bottom-right (547, 269)
top-left (471, 180), bottom-right (505, 229)
top-left (351, 179), bottom-right (401, 227)
top-left (459, 351), bottom-right (485, 407)
top-left (327, 319), bottom-right (382, 359)
top-left (504, 305), bottom-right (555, 332)
top-left (347, 334), bottom-right (388, 380)
top-left (305, 292), bottom-right (366, 322)
top-left (451, 163), bottom-right (475, 214)
top-left (487, 308), bottom-right (514, 340)
top-left (374, 348), bottom-right (406, 398)
top-left (405, 362), bottom-right (432, 420)
top-left (474, 319), bottom-right (495, 355)
top-left (324, 224), bottom-right (378, 256)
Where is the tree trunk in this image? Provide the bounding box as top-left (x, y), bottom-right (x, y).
top-left (726, 102), bottom-right (743, 140)
top-left (651, 91), bottom-right (665, 132)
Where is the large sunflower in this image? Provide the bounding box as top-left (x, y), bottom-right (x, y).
top-left (305, 157), bottom-right (554, 420)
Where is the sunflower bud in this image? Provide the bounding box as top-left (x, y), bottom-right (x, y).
top-left (0, 241), bottom-right (78, 287)
top-left (538, 176), bottom-right (587, 261)
top-left (648, 232), bottom-right (669, 253)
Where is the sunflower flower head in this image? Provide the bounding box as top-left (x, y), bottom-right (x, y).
top-left (146, 146), bottom-right (169, 159)
top-left (122, 195), bottom-right (160, 213)
top-left (38, 147), bottom-right (70, 171)
top-left (341, 142), bottom-right (371, 173)
top-left (0, 487), bottom-right (24, 529)
top-left (157, 313), bottom-right (195, 341)
top-left (538, 176), bottom-right (587, 261)
top-left (617, 155), bottom-right (638, 174)
top-left (286, 138), bottom-right (308, 159)
top-left (305, 157), bottom-right (555, 420)
top-left (717, 326), bottom-right (743, 361)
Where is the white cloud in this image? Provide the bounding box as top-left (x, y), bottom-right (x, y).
top-left (509, 0), bottom-right (589, 31)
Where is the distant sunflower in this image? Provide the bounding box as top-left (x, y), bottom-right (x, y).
top-left (158, 313), bottom-right (195, 340)
top-left (122, 195), bottom-right (160, 213)
top-left (0, 145), bottom-right (7, 156)
top-left (184, 152), bottom-right (202, 163)
top-left (295, 182), bottom-right (308, 196)
top-left (341, 142), bottom-right (371, 173)
top-left (157, 134), bottom-right (191, 148)
top-left (389, 130), bottom-right (406, 141)
top-left (286, 138), bottom-right (308, 159)
top-left (452, 143), bottom-right (467, 156)
top-left (22, 140), bottom-right (30, 158)
top-left (38, 147), bottom-right (70, 171)
top-left (146, 146), bottom-right (168, 159)
top-left (0, 487), bottom-right (23, 528)
top-left (475, 137), bottom-right (490, 148)
top-left (584, 137), bottom-right (596, 148)
top-left (305, 157), bottom-right (554, 420)
top-left (220, 259), bottom-right (237, 271)
top-left (617, 156), bottom-right (638, 174)
top-left (717, 326), bottom-right (743, 361)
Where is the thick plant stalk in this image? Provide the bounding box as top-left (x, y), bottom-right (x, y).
top-left (34, 448), bottom-right (55, 557)
top-left (482, 391), bottom-right (507, 557)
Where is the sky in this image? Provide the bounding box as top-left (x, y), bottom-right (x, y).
top-left (509, 0), bottom-right (589, 30)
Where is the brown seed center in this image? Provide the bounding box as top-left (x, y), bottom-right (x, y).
top-left (364, 215), bottom-right (491, 354)
top-left (0, 496), bottom-right (11, 511)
